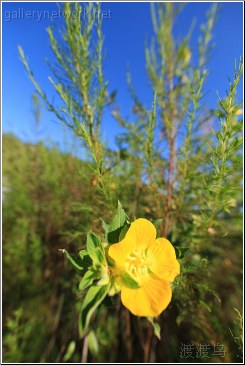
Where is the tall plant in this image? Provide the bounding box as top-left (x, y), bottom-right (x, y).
top-left (17, 2), bottom-right (243, 362)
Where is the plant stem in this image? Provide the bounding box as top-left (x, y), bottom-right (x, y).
top-left (164, 63), bottom-right (176, 237)
top-left (144, 323), bottom-right (154, 362)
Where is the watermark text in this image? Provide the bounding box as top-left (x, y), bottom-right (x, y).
top-left (4, 7), bottom-right (112, 22)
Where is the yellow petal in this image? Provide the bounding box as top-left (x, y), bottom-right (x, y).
top-left (125, 218), bottom-right (156, 249)
top-left (121, 275), bottom-right (172, 317)
top-left (147, 238), bottom-right (180, 282)
top-left (108, 237), bottom-right (135, 269)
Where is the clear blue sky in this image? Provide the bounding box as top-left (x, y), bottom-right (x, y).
top-left (2, 1), bottom-right (243, 153)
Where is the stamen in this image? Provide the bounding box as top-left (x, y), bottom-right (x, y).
top-left (126, 248), bottom-right (149, 282)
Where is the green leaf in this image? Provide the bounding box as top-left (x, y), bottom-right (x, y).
top-left (108, 277), bottom-right (121, 296)
top-left (175, 247), bottom-right (190, 259)
top-left (86, 233), bottom-right (106, 265)
top-left (79, 284), bottom-right (110, 337)
top-left (88, 331), bottom-right (99, 355)
top-left (60, 249), bottom-right (91, 274)
top-left (199, 299), bottom-right (211, 312)
top-left (79, 249), bottom-right (91, 262)
top-left (119, 222), bottom-right (130, 241)
top-left (96, 268), bottom-right (110, 286)
top-left (147, 317), bottom-right (161, 340)
top-left (102, 201), bottom-right (129, 244)
top-left (120, 271), bottom-right (140, 289)
top-left (63, 341), bottom-right (76, 362)
top-left (79, 269), bottom-right (101, 291)
top-left (18, 45), bottom-right (25, 60)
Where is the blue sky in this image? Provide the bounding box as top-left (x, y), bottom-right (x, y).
top-left (2, 1), bottom-right (243, 154)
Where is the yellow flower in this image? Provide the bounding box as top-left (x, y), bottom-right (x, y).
top-left (108, 218), bottom-right (180, 317)
top-left (235, 108), bottom-right (243, 115)
top-left (183, 48), bottom-right (191, 64)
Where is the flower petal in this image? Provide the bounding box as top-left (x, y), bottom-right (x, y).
top-left (125, 218), bottom-right (156, 249)
top-left (147, 238), bottom-right (180, 282)
top-left (108, 237), bottom-right (135, 269)
top-left (121, 275), bottom-right (172, 317)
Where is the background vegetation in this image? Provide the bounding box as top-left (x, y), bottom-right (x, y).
top-left (2, 2), bottom-right (243, 363)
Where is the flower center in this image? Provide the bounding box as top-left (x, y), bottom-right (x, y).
top-left (126, 249), bottom-right (149, 282)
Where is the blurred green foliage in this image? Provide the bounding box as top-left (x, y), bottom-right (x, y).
top-left (3, 2), bottom-right (243, 363)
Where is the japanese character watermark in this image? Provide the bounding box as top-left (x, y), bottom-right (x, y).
top-left (180, 343), bottom-right (226, 359)
top-left (180, 343), bottom-right (195, 359)
top-left (212, 343), bottom-right (226, 358)
top-left (196, 343), bottom-right (210, 359)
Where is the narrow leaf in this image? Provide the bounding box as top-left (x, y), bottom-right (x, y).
top-left (60, 249), bottom-right (91, 274)
top-left (88, 331), bottom-right (99, 355)
top-left (80, 284), bottom-right (109, 337)
top-left (63, 341), bottom-right (76, 362)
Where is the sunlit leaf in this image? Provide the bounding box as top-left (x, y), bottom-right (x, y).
top-left (86, 233), bottom-right (106, 265)
top-left (88, 331), bottom-right (99, 355)
top-left (63, 341), bottom-right (76, 362)
top-left (79, 269), bottom-right (101, 291)
top-left (102, 201), bottom-right (129, 244)
top-left (79, 284), bottom-right (110, 337)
